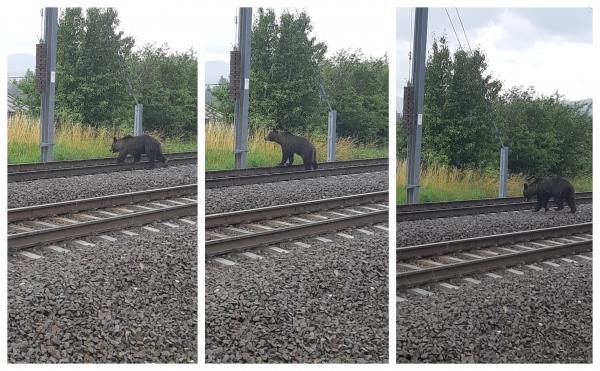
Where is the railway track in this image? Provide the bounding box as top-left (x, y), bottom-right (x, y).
top-left (8, 151), bottom-right (197, 182)
top-left (396, 223), bottom-right (592, 290)
top-left (7, 185), bottom-right (198, 251)
top-left (206, 158), bottom-right (388, 188)
top-left (205, 191), bottom-right (389, 257)
top-left (397, 192), bottom-right (592, 221)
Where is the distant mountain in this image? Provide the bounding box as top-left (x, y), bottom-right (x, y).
top-left (8, 53), bottom-right (35, 77)
top-left (205, 60), bottom-right (229, 85)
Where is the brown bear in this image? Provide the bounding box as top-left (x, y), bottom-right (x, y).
top-left (523, 176), bottom-right (576, 213)
top-left (111, 134), bottom-right (167, 169)
top-left (264, 129), bottom-right (318, 170)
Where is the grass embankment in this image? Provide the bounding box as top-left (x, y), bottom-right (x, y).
top-left (396, 159), bottom-right (592, 204)
top-left (205, 123), bottom-right (387, 170)
top-left (7, 115), bottom-right (197, 164)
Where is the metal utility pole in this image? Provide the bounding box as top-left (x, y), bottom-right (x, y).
top-left (406, 8), bottom-right (428, 204)
top-left (498, 146), bottom-right (509, 197)
top-left (39, 7), bottom-right (58, 163)
top-left (134, 104), bottom-right (143, 136)
top-left (327, 110), bottom-right (337, 161)
top-left (233, 7), bottom-right (252, 169)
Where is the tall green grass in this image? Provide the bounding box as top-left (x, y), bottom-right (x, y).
top-left (396, 159), bottom-right (592, 204)
top-left (7, 114), bottom-right (196, 164)
top-left (205, 123), bottom-right (387, 170)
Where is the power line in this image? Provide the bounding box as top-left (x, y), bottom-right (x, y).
top-left (455, 8), bottom-right (472, 52)
top-left (444, 8), bottom-right (462, 50)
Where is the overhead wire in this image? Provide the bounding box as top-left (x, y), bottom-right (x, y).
top-left (444, 8), bottom-right (463, 50)
top-left (455, 8), bottom-right (472, 52)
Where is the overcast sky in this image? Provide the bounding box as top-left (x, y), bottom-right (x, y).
top-left (5, 4), bottom-right (199, 56)
top-left (203, 5), bottom-right (390, 62)
top-left (397, 7), bottom-right (593, 101)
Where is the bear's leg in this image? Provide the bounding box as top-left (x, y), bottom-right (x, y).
top-left (555, 196), bottom-right (564, 211)
top-left (116, 151), bottom-right (127, 164)
top-left (542, 195), bottom-right (550, 211)
top-left (567, 195), bottom-right (577, 213)
top-left (277, 149), bottom-right (290, 167)
top-left (303, 155), bottom-right (312, 170)
top-left (287, 152), bottom-right (294, 166)
top-left (148, 152), bottom-right (156, 169)
top-left (534, 197), bottom-right (542, 212)
top-left (133, 154), bottom-right (142, 163)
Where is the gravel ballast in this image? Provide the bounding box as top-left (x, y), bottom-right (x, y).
top-left (8, 165), bottom-right (197, 208)
top-left (397, 258), bottom-right (592, 363)
top-left (205, 171), bottom-right (388, 214)
top-left (396, 204), bottom-right (593, 363)
top-left (205, 228), bottom-right (389, 363)
top-left (397, 203), bottom-right (592, 246)
top-left (8, 219), bottom-right (198, 363)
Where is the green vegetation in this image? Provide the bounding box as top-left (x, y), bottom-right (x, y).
top-left (397, 36), bottom-right (592, 203)
top-left (396, 160), bottom-right (592, 204)
top-left (15, 8), bottom-right (197, 138)
top-left (207, 8), bottom-right (388, 145)
top-left (205, 123), bottom-right (385, 170)
top-left (8, 115), bottom-right (196, 164)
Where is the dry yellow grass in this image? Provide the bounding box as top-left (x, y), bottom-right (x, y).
top-left (205, 123), bottom-right (387, 169)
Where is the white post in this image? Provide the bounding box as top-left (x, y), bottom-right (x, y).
top-left (499, 146), bottom-right (509, 197)
top-left (134, 104), bottom-right (143, 136)
top-left (327, 110), bottom-right (336, 162)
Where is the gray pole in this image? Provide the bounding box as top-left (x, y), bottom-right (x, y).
top-left (327, 110), bottom-right (336, 161)
top-left (406, 8), bottom-right (428, 204)
top-left (134, 104), bottom-right (143, 136)
top-left (40, 7), bottom-right (58, 163)
top-left (233, 7), bottom-right (252, 169)
top-left (498, 146), bottom-right (509, 197)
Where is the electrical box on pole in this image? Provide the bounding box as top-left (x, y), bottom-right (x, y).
top-left (39, 7), bottom-right (58, 163)
top-left (327, 110), bottom-right (336, 162)
top-left (134, 104), bottom-right (143, 136)
top-left (232, 7), bottom-right (252, 169)
top-left (498, 146), bottom-right (509, 197)
top-left (406, 8), bottom-right (428, 204)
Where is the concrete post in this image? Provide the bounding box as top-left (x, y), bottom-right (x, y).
top-left (134, 104), bottom-right (143, 136)
top-left (499, 146), bottom-right (509, 197)
top-left (327, 110), bottom-right (336, 162)
top-left (406, 8), bottom-right (428, 204)
top-left (233, 7), bottom-right (252, 169)
top-left (40, 7), bottom-right (58, 163)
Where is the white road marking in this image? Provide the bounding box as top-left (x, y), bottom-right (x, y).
top-left (356, 228), bottom-right (374, 235)
top-left (180, 219), bottom-right (196, 225)
top-left (560, 258), bottom-right (577, 263)
top-left (543, 261), bottom-right (560, 267)
top-left (576, 254), bottom-right (593, 261)
top-left (374, 225), bottom-right (389, 231)
top-left (142, 226), bottom-right (160, 233)
top-left (98, 235), bottom-right (117, 242)
top-left (315, 237), bottom-right (332, 243)
top-left (506, 268), bottom-right (524, 275)
top-left (162, 222), bottom-right (179, 228)
top-left (526, 264), bottom-right (543, 271)
top-left (336, 233), bottom-right (354, 239)
top-left (294, 242), bottom-right (311, 248)
top-left (121, 230), bottom-right (138, 236)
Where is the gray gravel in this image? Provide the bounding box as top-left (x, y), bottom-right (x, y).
top-left (205, 171), bottom-right (388, 214)
top-left (8, 165), bottom-right (197, 208)
top-left (205, 228), bottom-right (389, 363)
top-left (396, 204), bottom-right (593, 363)
top-left (397, 203), bottom-right (592, 246)
top-left (397, 256), bottom-right (592, 363)
top-left (8, 218), bottom-right (197, 363)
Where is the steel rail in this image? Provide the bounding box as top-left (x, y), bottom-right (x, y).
top-left (206, 209), bottom-right (388, 257)
top-left (8, 156), bottom-right (197, 182)
top-left (8, 184), bottom-right (197, 222)
top-left (8, 151), bottom-right (197, 172)
top-left (206, 157), bottom-right (388, 179)
top-left (206, 163), bottom-right (388, 188)
top-left (206, 191), bottom-right (388, 228)
top-left (397, 238), bottom-right (592, 289)
top-left (8, 203), bottom-right (197, 251)
top-left (397, 195), bottom-right (592, 222)
top-left (396, 223), bottom-right (592, 261)
top-left (396, 192), bottom-right (592, 213)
